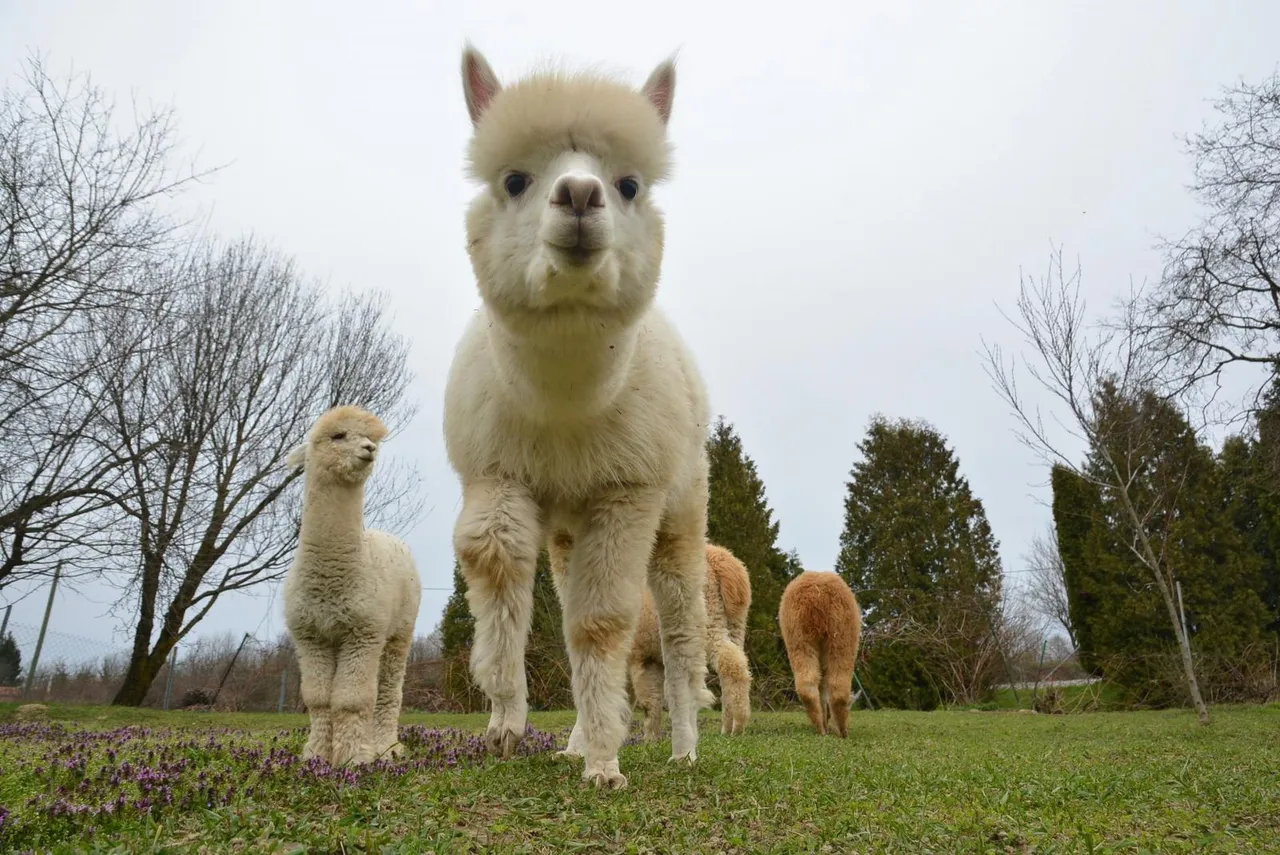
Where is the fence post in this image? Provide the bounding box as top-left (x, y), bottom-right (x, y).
top-left (210, 632), bottom-right (250, 708)
top-left (0, 603), bottom-right (11, 640)
top-left (163, 646), bottom-right (178, 711)
top-left (278, 668), bottom-right (288, 713)
top-left (24, 565), bottom-right (60, 699)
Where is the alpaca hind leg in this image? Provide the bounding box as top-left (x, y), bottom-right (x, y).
top-left (296, 640), bottom-right (338, 762)
top-left (548, 530), bottom-right (587, 759)
top-left (713, 637), bottom-right (752, 735)
top-left (820, 682), bottom-right (834, 735)
top-left (561, 486), bottom-right (663, 789)
top-left (372, 630), bottom-right (412, 759)
top-left (824, 648), bottom-right (856, 739)
top-left (790, 646), bottom-right (825, 736)
top-left (630, 658), bottom-right (665, 743)
top-left (329, 636), bottom-right (384, 766)
top-left (454, 479), bottom-right (541, 759)
top-left (649, 525), bottom-right (714, 763)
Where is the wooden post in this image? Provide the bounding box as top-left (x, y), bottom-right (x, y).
top-left (210, 632), bottom-right (250, 708)
top-left (278, 668), bottom-right (288, 713)
top-left (23, 565), bottom-right (59, 699)
top-left (163, 646), bottom-right (178, 711)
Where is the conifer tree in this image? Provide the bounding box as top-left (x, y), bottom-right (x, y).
top-left (836, 416), bottom-right (1004, 709)
top-left (0, 632), bottom-right (21, 686)
top-left (1051, 384), bottom-right (1272, 704)
top-left (705, 417), bottom-right (795, 701)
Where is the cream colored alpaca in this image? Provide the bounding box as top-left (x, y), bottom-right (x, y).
top-left (283, 405), bottom-right (422, 766)
top-left (621, 543), bottom-right (752, 740)
top-left (444, 45), bottom-right (714, 790)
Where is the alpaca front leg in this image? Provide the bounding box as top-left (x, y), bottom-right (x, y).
top-left (562, 487), bottom-right (664, 789)
top-left (548, 530), bottom-right (586, 759)
top-left (330, 638), bottom-right (383, 766)
top-left (650, 530), bottom-right (714, 763)
top-left (455, 478), bottom-right (541, 759)
top-left (295, 640), bottom-right (337, 763)
top-left (372, 631), bottom-right (412, 759)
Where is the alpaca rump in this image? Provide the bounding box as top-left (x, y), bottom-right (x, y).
top-left (282, 405), bottom-right (422, 766)
top-left (620, 543), bottom-right (752, 739)
top-left (445, 45), bottom-right (714, 790)
top-left (779, 571), bottom-right (862, 738)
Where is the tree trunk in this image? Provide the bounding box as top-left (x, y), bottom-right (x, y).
top-left (1117, 488), bottom-right (1211, 725)
top-left (1157, 574), bottom-right (1211, 725)
top-left (112, 653), bottom-right (158, 706)
top-left (113, 551), bottom-right (163, 706)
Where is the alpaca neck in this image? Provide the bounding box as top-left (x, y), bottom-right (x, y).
top-left (487, 306), bottom-right (641, 421)
top-left (298, 478), bottom-right (366, 564)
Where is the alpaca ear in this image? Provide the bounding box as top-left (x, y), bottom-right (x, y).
top-left (641, 57), bottom-right (676, 125)
top-left (462, 44), bottom-right (502, 125)
top-left (285, 443), bottom-right (308, 474)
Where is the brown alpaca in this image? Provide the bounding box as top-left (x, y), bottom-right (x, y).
top-left (612, 544), bottom-right (752, 739)
top-left (778, 571), bottom-right (861, 737)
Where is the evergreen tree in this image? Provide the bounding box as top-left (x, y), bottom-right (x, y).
top-left (1050, 464), bottom-right (1108, 673)
top-left (439, 560), bottom-right (474, 657)
top-left (835, 416), bottom-right (1004, 709)
top-left (1052, 383), bottom-right (1273, 703)
top-left (1222, 374), bottom-right (1280, 634)
top-left (705, 417), bottom-right (795, 701)
top-left (0, 632), bottom-right (20, 686)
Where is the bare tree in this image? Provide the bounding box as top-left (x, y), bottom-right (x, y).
top-left (1138, 69), bottom-right (1280, 411)
top-left (984, 247), bottom-right (1212, 725)
top-left (1023, 524), bottom-right (1076, 647)
top-left (864, 591), bottom-right (1037, 707)
top-left (90, 236), bottom-right (421, 705)
top-left (0, 53), bottom-right (208, 589)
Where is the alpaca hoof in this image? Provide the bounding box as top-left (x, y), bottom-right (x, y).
top-left (555, 747), bottom-right (584, 760)
top-left (331, 739), bottom-right (373, 767)
top-left (583, 760), bottom-right (627, 790)
top-left (668, 749), bottom-right (697, 765)
top-left (642, 731), bottom-right (662, 745)
top-left (485, 725), bottom-right (523, 759)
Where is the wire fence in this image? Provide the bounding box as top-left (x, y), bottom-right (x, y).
top-left (0, 611), bottom-right (457, 713)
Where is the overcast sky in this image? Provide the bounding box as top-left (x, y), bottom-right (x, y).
top-left (2, 1), bottom-right (1279, 662)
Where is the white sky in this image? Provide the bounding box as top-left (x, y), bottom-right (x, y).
top-left (2, 1), bottom-right (1278, 661)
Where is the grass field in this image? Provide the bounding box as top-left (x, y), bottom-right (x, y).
top-left (1, 702), bottom-right (1277, 853)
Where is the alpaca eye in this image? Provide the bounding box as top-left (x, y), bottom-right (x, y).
top-left (331, 432), bottom-right (347, 440)
top-left (616, 178), bottom-right (639, 201)
top-left (504, 173), bottom-right (528, 197)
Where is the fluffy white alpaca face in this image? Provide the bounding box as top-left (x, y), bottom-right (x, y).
top-left (461, 47), bottom-right (676, 321)
top-left (288, 405), bottom-right (389, 486)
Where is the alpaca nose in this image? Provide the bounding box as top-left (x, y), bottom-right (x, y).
top-left (360, 440), bottom-right (376, 453)
top-left (550, 173), bottom-right (605, 216)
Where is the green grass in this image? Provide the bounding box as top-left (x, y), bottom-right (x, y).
top-left (1, 702), bottom-right (1278, 853)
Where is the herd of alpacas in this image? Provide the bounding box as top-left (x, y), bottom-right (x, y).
top-left (280, 46), bottom-right (863, 788)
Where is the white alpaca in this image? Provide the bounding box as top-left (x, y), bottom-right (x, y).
top-left (444, 45), bottom-right (715, 790)
top-left (283, 405), bottom-right (422, 767)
